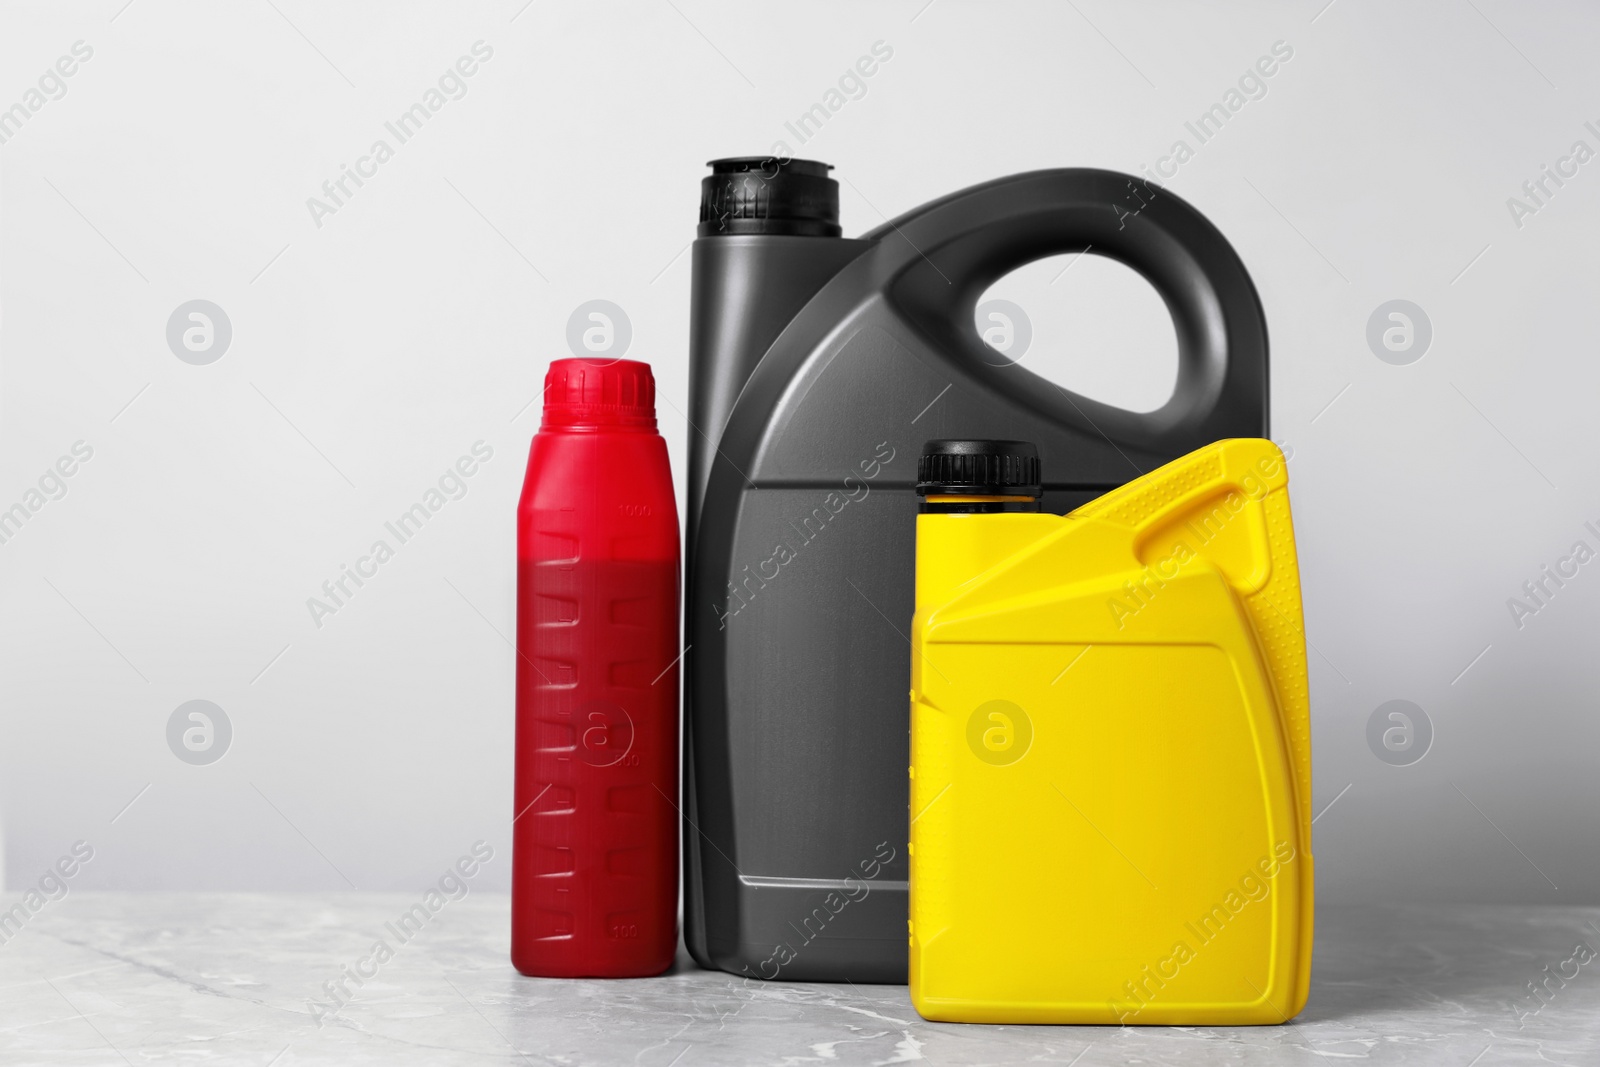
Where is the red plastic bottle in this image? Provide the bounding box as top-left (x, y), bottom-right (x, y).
top-left (512, 358), bottom-right (680, 977)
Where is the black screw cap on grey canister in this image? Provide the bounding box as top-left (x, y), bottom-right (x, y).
top-left (698, 157), bottom-right (841, 238)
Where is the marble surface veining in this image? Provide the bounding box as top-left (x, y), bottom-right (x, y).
top-left (1, 895), bottom-right (1596, 1065)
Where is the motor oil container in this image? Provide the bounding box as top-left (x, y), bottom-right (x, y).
top-left (512, 358), bottom-right (680, 978)
top-left (685, 157), bottom-right (1271, 982)
top-left (909, 437), bottom-right (1311, 1023)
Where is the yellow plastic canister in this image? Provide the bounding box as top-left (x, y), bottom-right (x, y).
top-left (909, 438), bottom-right (1312, 1024)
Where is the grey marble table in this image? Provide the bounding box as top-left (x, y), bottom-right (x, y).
top-left (1, 895), bottom-right (1595, 1065)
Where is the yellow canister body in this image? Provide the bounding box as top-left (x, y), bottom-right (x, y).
top-left (909, 439), bottom-right (1313, 1024)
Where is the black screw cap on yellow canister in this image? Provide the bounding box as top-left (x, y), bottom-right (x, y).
top-left (917, 440), bottom-right (1042, 513)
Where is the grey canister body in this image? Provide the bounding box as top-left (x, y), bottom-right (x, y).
top-left (685, 159), bottom-right (1270, 982)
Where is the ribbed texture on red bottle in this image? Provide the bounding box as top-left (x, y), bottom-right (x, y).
top-left (542, 358), bottom-right (656, 429)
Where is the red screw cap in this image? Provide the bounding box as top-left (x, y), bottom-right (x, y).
top-left (541, 358), bottom-right (657, 428)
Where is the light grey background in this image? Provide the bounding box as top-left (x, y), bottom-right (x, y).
top-left (1, 0), bottom-right (1595, 906)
